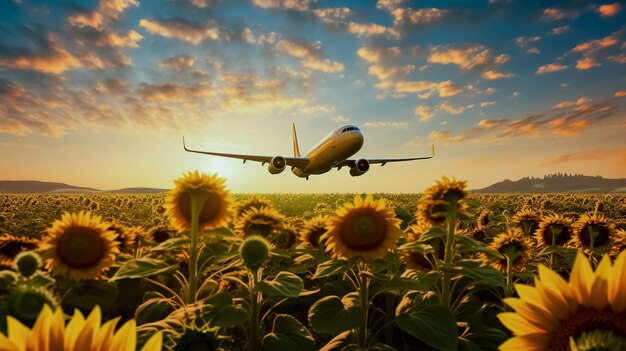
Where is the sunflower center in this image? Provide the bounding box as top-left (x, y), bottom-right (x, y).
top-left (580, 224), bottom-right (610, 248)
top-left (177, 191), bottom-right (223, 228)
top-left (244, 220), bottom-right (275, 237)
top-left (56, 226), bottom-right (105, 269)
top-left (549, 308), bottom-right (626, 351)
top-left (339, 208), bottom-right (387, 251)
top-left (307, 228), bottom-right (326, 247)
top-left (544, 224), bottom-right (571, 246)
top-left (405, 252), bottom-right (432, 271)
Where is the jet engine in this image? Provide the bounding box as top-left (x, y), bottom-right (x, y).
top-left (349, 159), bottom-right (370, 177)
top-left (268, 156), bottom-right (287, 174)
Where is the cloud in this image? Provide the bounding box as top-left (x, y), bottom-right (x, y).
top-left (527, 48), bottom-right (540, 54)
top-left (427, 45), bottom-right (491, 70)
top-left (428, 130), bottom-right (451, 142)
top-left (347, 22), bottom-right (399, 39)
top-left (332, 115), bottom-right (349, 122)
top-left (377, 0), bottom-right (404, 11)
top-left (576, 57), bottom-right (601, 70)
top-left (394, 80), bottom-right (439, 93)
top-left (356, 46), bottom-right (401, 63)
top-left (139, 18), bottom-right (219, 44)
top-left (607, 54), bottom-right (626, 64)
top-left (542, 7), bottom-right (578, 21)
top-left (159, 54), bottom-right (195, 71)
top-left (437, 101), bottom-right (473, 115)
top-left (550, 25), bottom-right (570, 35)
top-left (479, 118), bottom-right (507, 130)
top-left (252, 0), bottom-right (311, 12)
top-left (391, 7), bottom-right (448, 27)
top-left (313, 7), bottom-right (351, 25)
top-left (571, 32), bottom-right (620, 56)
top-left (414, 105), bottom-right (434, 121)
top-left (95, 30), bottom-right (143, 48)
top-left (615, 90), bottom-right (626, 97)
top-left (437, 80), bottom-right (462, 97)
top-left (480, 101), bottom-right (496, 107)
top-left (99, 0), bottom-right (139, 20)
top-left (363, 121), bottom-right (408, 128)
top-left (368, 64), bottom-right (414, 80)
top-left (275, 39), bottom-right (344, 73)
top-left (515, 36), bottom-right (541, 47)
top-left (482, 70), bottom-right (514, 80)
top-left (536, 63), bottom-right (569, 74)
top-left (541, 148), bottom-right (608, 166)
top-left (597, 3), bottom-right (622, 18)
top-left (552, 101), bottom-right (574, 109)
top-left (67, 10), bottom-right (104, 29)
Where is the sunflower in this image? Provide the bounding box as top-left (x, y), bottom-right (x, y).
top-left (416, 176), bottom-right (468, 226)
top-left (484, 228), bottom-right (532, 272)
top-left (234, 206), bottom-right (285, 238)
top-left (322, 194), bottom-right (402, 260)
top-left (498, 251), bottom-right (626, 351)
top-left (534, 213), bottom-right (573, 248)
top-left (0, 304), bottom-right (162, 351)
top-left (40, 211), bottom-right (119, 281)
top-left (106, 221), bottom-right (138, 252)
top-left (7, 286), bottom-right (57, 326)
top-left (610, 229), bottom-right (626, 257)
top-left (299, 215), bottom-right (330, 248)
top-left (477, 209), bottom-right (490, 227)
top-left (233, 195), bottom-right (275, 220)
top-left (164, 171), bottom-right (232, 232)
top-left (172, 325), bottom-right (223, 351)
top-left (0, 234), bottom-right (39, 268)
top-left (147, 226), bottom-right (174, 243)
top-left (570, 213), bottom-right (616, 253)
top-left (512, 208), bottom-right (541, 235)
top-left (274, 224), bottom-right (298, 250)
top-left (402, 222), bottom-right (436, 271)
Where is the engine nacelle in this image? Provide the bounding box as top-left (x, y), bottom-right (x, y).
top-left (268, 156), bottom-right (286, 174)
top-left (349, 159), bottom-right (370, 177)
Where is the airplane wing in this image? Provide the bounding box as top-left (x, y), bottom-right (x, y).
top-left (183, 137), bottom-right (310, 169)
top-left (334, 144), bottom-right (435, 169)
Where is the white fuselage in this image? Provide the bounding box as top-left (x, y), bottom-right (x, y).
top-left (292, 125), bottom-right (364, 178)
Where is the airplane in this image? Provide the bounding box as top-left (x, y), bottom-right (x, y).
top-left (183, 123), bottom-right (434, 180)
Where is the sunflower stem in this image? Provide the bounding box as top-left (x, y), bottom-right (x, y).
top-left (441, 194), bottom-right (458, 309)
top-left (249, 267), bottom-right (262, 351)
top-left (358, 262), bottom-right (370, 349)
top-left (505, 252), bottom-right (513, 300)
top-left (187, 191), bottom-right (208, 304)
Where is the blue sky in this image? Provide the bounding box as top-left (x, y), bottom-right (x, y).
top-left (0, 0), bottom-right (625, 192)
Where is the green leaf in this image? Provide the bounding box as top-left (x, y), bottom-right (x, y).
top-left (257, 271), bottom-right (304, 298)
top-left (371, 273), bottom-right (434, 293)
top-left (318, 330), bottom-right (351, 351)
top-left (136, 297), bottom-right (175, 325)
top-left (456, 260), bottom-right (504, 287)
top-left (262, 314), bottom-right (316, 351)
top-left (111, 258), bottom-right (176, 281)
top-left (420, 226), bottom-right (447, 241)
top-left (396, 304), bottom-right (458, 351)
top-left (458, 211), bottom-right (477, 225)
top-left (312, 259), bottom-right (353, 279)
top-left (64, 280), bottom-right (119, 310)
top-left (456, 235), bottom-right (503, 259)
top-left (308, 295), bottom-right (363, 335)
top-left (204, 292), bottom-right (250, 327)
top-left (149, 236), bottom-right (188, 253)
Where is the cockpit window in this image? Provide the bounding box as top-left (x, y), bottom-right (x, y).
top-left (354, 127), bottom-right (360, 131)
top-left (342, 127), bottom-right (358, 133)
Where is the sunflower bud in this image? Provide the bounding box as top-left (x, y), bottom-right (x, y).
top-left (570, 329), bottom-right (626, 351)
top-left (14, 251), bottom-right (42, 278)
top-left (0, 270), bottom-right (17, 289)
top-left (9, 286), bottom-right (57, 325)
top-left (240, 236), bottom-right (270, 270)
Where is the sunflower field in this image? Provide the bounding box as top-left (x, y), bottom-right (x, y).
top-left (1, 171), bottom-right (626, 351)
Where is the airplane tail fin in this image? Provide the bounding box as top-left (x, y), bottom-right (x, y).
top-left (292, 122), bottom-right (301, 157)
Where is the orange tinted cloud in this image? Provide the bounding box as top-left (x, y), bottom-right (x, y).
top-left (159, 55), bottom-right (195, 71)
top-left (607, 54), bottom-right (626, 63)
top-left (139, 18), bottom-right (219, 44)
top-left (536, 63), bottom-right (569, 74)
top-left (391, 7), bottom-right (447, 27)
top-left (95, 30), bottom-right (143, 48)
top-left (67, 11), bottom-right (104, 29)
top-left (479, 118), bottom-right (507, 130)
top-left (356, 46), bottom-right (401, 63)
top-left (572, 33), bottom-right (620, 55)
top-left (597, 3), bottom-right (622, 17)
top-left (368, 64), bottom-right (414, 80)
top-left (347, 22), bottom-right (399, 39)
top-left (252, 0), bottom-right (311, 11)
top-left (414, 105), bottom-right (434, 121)
top-left (483, 70), bottom-right (514, 80)
top-left (542, 8), bottom-right (578, 21)
top-left (615, 90), bottom-right (626, 97)
top-left (301, 58), bottom-right (344, 73)
top-left (313, 7), bottom-right (351, 25)
top-left (99, 0), bottom-right (139, 20)
top-left (428, 45), bottom-right (491, 70)
top-left (541, 148), bottom-right (609, 166)
top-left (576, 57), bottom-right (601, 70)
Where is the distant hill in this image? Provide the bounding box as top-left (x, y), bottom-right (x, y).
top-left (0, 181), bottom-right (168, 194)
top-left (474, 173), bottom-right (626, 193)
top-left (108, 187), bottom-right (169, 194)
top-left (0, 181), bottom-right (101, 193)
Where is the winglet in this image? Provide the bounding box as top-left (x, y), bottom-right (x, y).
top-left (431, 144), bottom-right (435, 157)
top-left (292, 122), bottom-right (301, 157)
top-left (183, 136), bottom-right (188, 151)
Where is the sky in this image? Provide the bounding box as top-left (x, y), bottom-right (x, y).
top-left (0, 0), bottom-right (625, 193)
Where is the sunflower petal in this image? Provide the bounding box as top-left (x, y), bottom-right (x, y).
top-left (503, 298), bottom-right (559, 332)
top-left (498, 333), bottom-right (551, 351)
top-left (140, 331), bottom-right (163, 351)
top-left (569, 251), bottom-right (595, 307)
top-left (7, 317), bottom-right (29, 350)
top-left (65, 309), bottom-right (86, 350)
top-left (0, 333), bottom-right (20, 351)
top-left (609, 250), bottom-right (626, 313)
top-left (498, 312), bottom-right (545, 336)
top-left (589, 254), bottom-right (611, 310)
top-left (111, 320), bottom-right (136, 351)
top-left (538, 264), bottom-right (576, 312)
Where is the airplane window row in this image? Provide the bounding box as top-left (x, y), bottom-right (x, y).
top-left (341, 126), bottom-right (360, 133)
